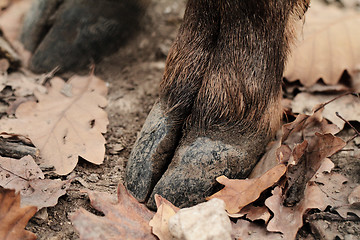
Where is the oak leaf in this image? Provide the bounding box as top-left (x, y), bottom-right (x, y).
top-left (207, 164), bottom-right (286, 214)
top-left (0, 155), bottom-right (71, 209)
top-left (0, 74), bottom-right (109, 175)
top-left (228, 205), bottom-right (271, 223)
top-left (314, 172), bottom-right (360, 218)
top-left (71, 183), bottom-right (156, 240)
top-left (6, 72), bottom-right (47, 97)
top-left (0, 187), bottom-right (37, 240)
top-left (285, 2), bottom-right (360, 86)
top-left (349, 185), bottom-right (360, 205)
top-left (265, 185), bottom-right (327, 240)
top-left (149, 195), bottom-right (179, 240)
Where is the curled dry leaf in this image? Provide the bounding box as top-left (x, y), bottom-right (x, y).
top-left (284, 132), bottom-right (346, 206)
top-left (227, 204), bottom-right (271, 223)
top-left (71, 183), bottom-right (156, 240)
top-left (0, 155), bottom-right (71, 209)
top-left (251, 108), bottom-right (340, 178)
top-left (285, 1), bottom-right (360, 86)
top-left (207, 164), bottom-right (286, 214)
top-left (292, 92), bottom-right (360, 130)
top-left (0, 74), bottom-right (109, 175)
top-left (149, 194), bottom-right (179, 240)
top-left (266, 185), bottom-right (327, 240)
top-left (0, 188), bottom-right (37, 240)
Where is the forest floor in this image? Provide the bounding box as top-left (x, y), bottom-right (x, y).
top-left (0, 0), bottom-right (359, 239)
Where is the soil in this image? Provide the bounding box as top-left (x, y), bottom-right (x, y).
top-left (22, 0), bottom-right (360, 239)
top-left (25, 1), bottom-right (186, 239)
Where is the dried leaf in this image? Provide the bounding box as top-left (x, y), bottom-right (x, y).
top-left (0, 187), bottom-right (37, 240)
top-left (313, 157), bottom-right (334, 178)
top-left (292, 92), bottom-right (360, 129)
top-left (0, 74), bottom-right (109, 175)
top-left (241, 205), bottom-right (271, 223)
top-left (149, 195), bottom-right (179, 240)
top-left (6, 72), bottom-right (47, 97)
top-left (266, 185), bottom-right (327, 240)
top-left (71, 183), bottom-right (156, 240)
top-left (349, 185), bottom-right (360, 205)
top-left (314, 172), bottom-right (360, 218)
top-left (0, 155), bottom-right (71, 209)
top-left (207, 164), bottom-right (286, 214)
top-left (249, 140), bottom-right (282, 178)
top-left (251, 108), bottom-right (340, 178)
top-left (285, 2), bottom-right (360, 86)
top-left (231, 220), bottom-right (282, 240)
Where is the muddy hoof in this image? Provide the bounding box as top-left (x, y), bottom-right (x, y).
top-left (125, 102), bottom-right (268, 209)
top-left (20, 0), bottom-right (145, 73)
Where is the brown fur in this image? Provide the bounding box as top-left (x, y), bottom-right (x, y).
top-left (160, 0), bottom-right (309, 137)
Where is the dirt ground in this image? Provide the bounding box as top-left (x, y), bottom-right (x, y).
top-left (26, 1), bottom-right (186, 239)
top-left (24, 0), bottom-right (360, 239)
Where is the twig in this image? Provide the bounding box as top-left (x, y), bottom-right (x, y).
top-left (306, 212), bottom-right (360, 222)
top-left (336, 112), bottom-right (360, 144)
top-left (0, 138), bottom-right (39, 159)
top-left (285, 92), bottom-right (356, 139)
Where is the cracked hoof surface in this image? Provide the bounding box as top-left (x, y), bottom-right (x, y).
top-left (125, 102), bottom-right (267, 209)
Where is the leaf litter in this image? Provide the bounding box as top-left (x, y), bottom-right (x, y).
top-left (0, 1), bottom-right (359, 239)
top-left (0, 155), bottom-right (71, 210)
top-left (0, 187), bottom-right (37, 240)
top-left (71, 183), bottom-right (156, 240)
top-left (285, 1), bottom-right (360, 86)
top-left (0, 73), bottom-right (109, 175)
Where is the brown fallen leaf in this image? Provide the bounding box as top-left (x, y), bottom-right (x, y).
top-left (0, 74), bottom-right (109, 175)
top-left (0, 187), bottom-right (37, 240)
top-left (6, 72), bottom-right (47, 97)
top-left (285, 1), bottom-right (360, 86)
top-left (207, 164), bottom-right (286, 214)
top-left (149, 195), bottom-right (179, 240)
top-left (266, 185), bottom-right (327, 240)
top-left (240, 205), bottom-right (271, 223)
top-left (0, 155), bottom-right (71, 209)
top-left (314, 172), bottom-right (360, 218)
top-left (71, 183), bottom-right (156, 240)
top-left (250, 107), bottom-right (340, 178)
top-left (349, 185), bottom-right (360, 205)
top-left (285, 132), bottom-right (346, 206)
top-left (292, 92), bottom-right (360, 129)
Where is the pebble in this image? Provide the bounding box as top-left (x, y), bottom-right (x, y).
top-left (87, 173), bottom-right (99, 183)
top-left (168, 198), bottom-right (232, 240)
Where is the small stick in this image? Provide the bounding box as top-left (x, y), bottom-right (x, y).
top-left (285, 92), bottom-right (357, 139)
top-left (306, 212), bottom-right (360, 222)
top-left (335, 112), bottom-right (360, 144)
top-left (0, 138), bottom-right (39, 159)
